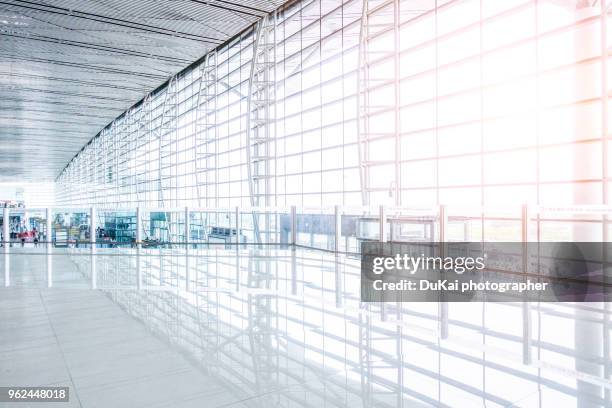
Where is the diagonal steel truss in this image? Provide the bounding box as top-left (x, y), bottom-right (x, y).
top-left (246, 13), bottom-right (277, 244)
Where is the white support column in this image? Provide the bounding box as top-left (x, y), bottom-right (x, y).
top-left (439, 204), bottom-right (448, 339)
top-left (521, 204), bottom-right (532, 365)
top-left (379, 205), bottom-right (387, 321)
top-left (235, 206), bottom-right (241, 246)
top-left (439, 204), bottom-right (447, 243)
top-left (290, 206), bottom-right (297, 246)
top-left (45, 207), bottom-right (52, 287)
top-left (90, 207), bottom-right (97, 289)
top-left (379, 205), bottom-right (386, 243)
top-left (90, 207), bottom-right (97, 248)
top-left (334, 205), bottom-right (341, 252)
top-left (184, 206), bottom-right (190, 245)
top-left (3, 207), bottom-right (9, 252)
top-left (3, 206), bottom-right (8, 287)
top-left (45, 208), bottom-right (52, 251)
top-left (136, 207), bottom-right (142, 248)
top-left (573, 5), bottom-right (604, 405)
top-left (600, 1), bottom-right (610, 400)
top-left (185, 206), bottom-right (190, 292)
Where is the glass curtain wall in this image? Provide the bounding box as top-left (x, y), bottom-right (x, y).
top-left (56, 0), bottom-right (610, 211)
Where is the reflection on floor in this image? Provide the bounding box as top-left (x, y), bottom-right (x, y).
top-left (1, 246), bottom-right (611, 407)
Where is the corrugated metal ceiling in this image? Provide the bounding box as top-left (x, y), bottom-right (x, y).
top-left (0, 0), bottom-right (282, 181)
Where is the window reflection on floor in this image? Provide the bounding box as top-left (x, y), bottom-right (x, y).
top-left (1, 247), bottom-right (610, 407)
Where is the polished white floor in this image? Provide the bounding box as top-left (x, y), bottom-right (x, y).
top-left (1, 246), bottom-right (611, 407)
top-left (1, 289), bottom-right (240, 408)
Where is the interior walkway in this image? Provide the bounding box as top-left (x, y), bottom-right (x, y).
top-left (1, 246), bottom-right (611, 407)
